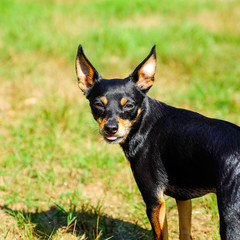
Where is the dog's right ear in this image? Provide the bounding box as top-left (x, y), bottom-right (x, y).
top-left (130, 45), bottom-right (156, 93)
top-left (75, 45), bottom-right (101, 95)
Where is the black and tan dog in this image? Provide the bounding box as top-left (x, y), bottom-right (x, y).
top-left (75, 45), bottom-right (240, 240)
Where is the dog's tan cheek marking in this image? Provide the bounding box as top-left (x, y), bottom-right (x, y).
top-left (137, 108), bottom-right (141, 117)
top-left (97, 117), bottom-right (107, 129)
top-left (118, 117), bottom-right (132, 131)
top-left (100, 96), bottom-right (108, 105)
top-left (120, 97), bottom-right (128, 106)
top-left (118, 112), bottom-right (141, 143)
top-left (130, 108), bottom-right (142, 125)
top-left (118, 117), bottom-right (133, 141)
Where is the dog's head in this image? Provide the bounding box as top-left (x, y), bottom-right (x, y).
top-left (75, 45), bottom-right (156, 144)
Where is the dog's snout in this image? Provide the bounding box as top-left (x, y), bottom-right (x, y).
top-left (104, 123), bottom-right (118, 135)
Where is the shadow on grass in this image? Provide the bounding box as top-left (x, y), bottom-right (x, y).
top-left (1, 204), bottom-right (152, 240)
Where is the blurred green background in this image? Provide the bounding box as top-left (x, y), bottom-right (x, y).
top-left (0, 0), bottom-right (239, 239)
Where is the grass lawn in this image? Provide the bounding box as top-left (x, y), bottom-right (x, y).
top-left (0, 0), bottom-right (240, 239)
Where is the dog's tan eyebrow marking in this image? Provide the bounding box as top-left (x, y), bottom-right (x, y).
top-left (120, 97), bottom-right (128, 106)
top-left (100, 97), bottom-right (108, 105)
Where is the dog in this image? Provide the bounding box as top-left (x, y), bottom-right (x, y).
top-left (75, 45), bottom-right (240, 240)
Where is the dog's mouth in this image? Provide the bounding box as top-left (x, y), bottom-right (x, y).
top-left (104, 135), bottom-right (124, 144)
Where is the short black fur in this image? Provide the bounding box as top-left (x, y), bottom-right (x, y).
top-left (75, 45), bottom-right (240, 240)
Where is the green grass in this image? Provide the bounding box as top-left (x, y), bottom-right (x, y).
top-left (0, 0), bottom-right (240, 239)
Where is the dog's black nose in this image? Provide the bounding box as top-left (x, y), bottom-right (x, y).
top-left (104, 123), bottom-right (118, 135)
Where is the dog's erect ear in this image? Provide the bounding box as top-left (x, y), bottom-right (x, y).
top-left (75, 45), bottom-right (101, 94)
top-left (130, 45), bottom-right (156, 92)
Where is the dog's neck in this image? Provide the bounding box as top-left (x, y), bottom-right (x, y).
top-left (121, 97), bottom-right (166, 161)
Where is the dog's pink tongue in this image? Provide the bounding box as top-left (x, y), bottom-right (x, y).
top-left (106, 136), bottom-right (118, 141)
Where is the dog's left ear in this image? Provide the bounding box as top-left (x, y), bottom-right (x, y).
top-left (130, 45), bottom-right (156, 92)
top-left (75, 45), bottom-right (101, 95)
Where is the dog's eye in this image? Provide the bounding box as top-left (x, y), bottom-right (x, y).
top-left (94, 102), bottom-right (104, 109)
top-left (124, 103), bottom-right (134, 110)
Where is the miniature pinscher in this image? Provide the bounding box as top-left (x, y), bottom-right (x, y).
top-left (75, 45), bottom-right (240, 240)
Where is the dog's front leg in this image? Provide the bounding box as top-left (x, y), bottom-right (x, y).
top-left (176, 199), bottom-right (193, 240)
top-left (147, 195), bottom-right (168, 240)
